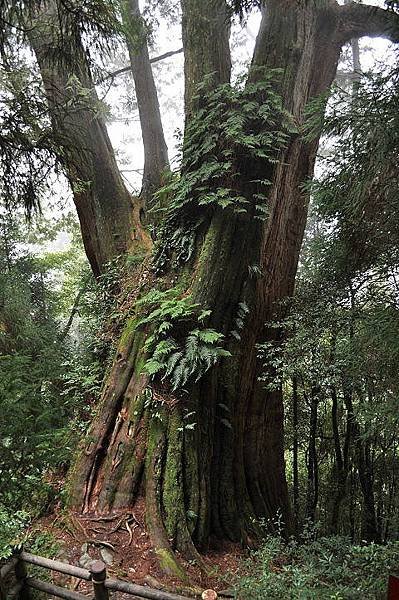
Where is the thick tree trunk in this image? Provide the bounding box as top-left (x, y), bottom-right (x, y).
top-left (181, 0), bottom-right (231, 115)
top-left (122, 0), bottom-right (169, 214)
top-left (68, 0), bottom-right (399, 576)
top-left (28, 1), bottom-right (151, 275)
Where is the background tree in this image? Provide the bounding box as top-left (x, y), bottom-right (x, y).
top-left (259, 61), bottom-right (399, 543)
top-left (0, 207), bottom-right (102, 519)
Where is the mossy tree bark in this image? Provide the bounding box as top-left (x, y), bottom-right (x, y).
top-left (69, 0), bottom-right (399, 576)
top-left (28, 0), bottom-right (151, 275)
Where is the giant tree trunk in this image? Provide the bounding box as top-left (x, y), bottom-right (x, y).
top-left (28, 1), bottom-right (151, 275)
top-left (68, 0), bottom-right (399, 575)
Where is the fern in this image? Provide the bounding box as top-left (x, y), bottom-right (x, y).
top-left (153, 68), bottom-right (296, 272)
top-left (138, 288), bottom-right (231, 388)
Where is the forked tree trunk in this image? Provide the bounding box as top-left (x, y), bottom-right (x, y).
top-left (68, 0), bottom-right (399, 576)
top-left (28, 1), bottom-right (151, 275)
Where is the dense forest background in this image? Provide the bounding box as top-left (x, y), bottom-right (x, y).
top-left (1, 0), bottom-right (399, 598)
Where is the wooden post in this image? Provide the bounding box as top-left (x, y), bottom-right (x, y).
top-left (0, 563), bottom-right (5, 600)
top-left (90, 561), bottom-right (109, 600)
top-left (0, 559), bottom-right (17, 600)
top-left (388, 574), bottom-right (399, 600)
top-left (14, 549), bottom-right (31, 600)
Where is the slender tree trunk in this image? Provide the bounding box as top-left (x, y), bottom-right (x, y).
top-left (27, 0), bottom-right (151, 275)
top-left (343, 377), bottom-right (380, 542)
top-left (68, 0), bottom-right (399, 575)
top-left (329, 334), bottom-right (353, 534)
top-left (329, 328), bottom-right (347, 532)
top-left (347, 286), bottom-right (380, 543)
top-left (122, 0), bottom-right (169, 214)
top-left (306, 383), bottom-right (319, 523)
top-left (292, 375), bottom-right (299, 531)
top-left (356, 437), bottom-right (380, 542)
top-left (384, 458), bottom-right (396, 542)
top-left (330, 384), bottom-right (345, 532)
top-left (349, 467), bottom-right (356, 542)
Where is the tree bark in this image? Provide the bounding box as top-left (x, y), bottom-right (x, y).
top-left (329, 381), bottom-right (354, 534)
top-left (181, 0), bottom-right (231, 115)
top-left (121, 0), bottom-right (169, 215)
top-left (356, 438), bottom-right (380, 542)
top-left (306, 383), bottom-right (319, 524)
top-left (292, 375), bottom-right (299, 531)
top-left (27, 0), bottom-right (151, 275)
top-left (68, 0), bottom-right (399, 575)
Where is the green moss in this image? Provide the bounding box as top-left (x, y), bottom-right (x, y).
top-left (194, 218), bottom-right (219, 278)
top-left (119, 317), bottom-right (139, 351)
top-left (155, 547), bottom-right (188, 581)
top-left (146, 412), bottom-right (166, 458)
top-left (133, 342), bottom-right (146, 378)
top-left (183, 426), bottom-right (200, 536)
top-left (125, 250), bottom-right (148, 268)
top-left (163, 412), bottom-right (184, 539)
top-left (129, 391), bottom-right (146, 421)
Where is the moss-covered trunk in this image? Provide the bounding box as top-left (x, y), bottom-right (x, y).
top-left (68, 0), bottom-right (398, 575)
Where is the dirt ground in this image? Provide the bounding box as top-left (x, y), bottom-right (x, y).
top-left (27, 499), bottom-right (246, 599)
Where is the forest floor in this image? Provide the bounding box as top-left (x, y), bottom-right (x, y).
top-left (29, 499), bottom-right (245, 598)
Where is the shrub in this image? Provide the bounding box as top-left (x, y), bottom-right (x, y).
top-left (235, 536), bottom-right (399, 599)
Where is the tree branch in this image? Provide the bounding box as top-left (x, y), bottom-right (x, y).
top-left (337, 3), bottom-right (399, 44)
top-left (98, 48), bottom-right (183, 85)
